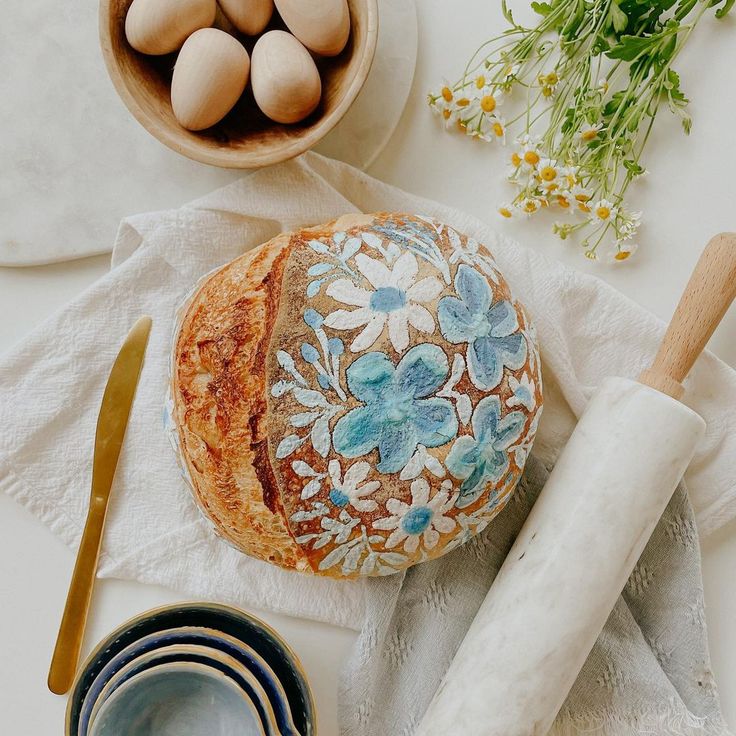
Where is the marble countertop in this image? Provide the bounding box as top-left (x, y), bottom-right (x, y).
top-left (2, 1), bottom-right (736, 734)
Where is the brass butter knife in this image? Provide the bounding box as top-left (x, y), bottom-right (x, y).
top-left (47, 316), bottom-right (152, 695)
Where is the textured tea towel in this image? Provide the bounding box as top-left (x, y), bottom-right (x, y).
top-left (1, 152), bottom-right (736, 630)
top-left (341, 456), bottom-right (732, 736)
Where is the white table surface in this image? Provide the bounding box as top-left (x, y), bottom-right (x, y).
top-left (2, 1), bottom-right (736, 733)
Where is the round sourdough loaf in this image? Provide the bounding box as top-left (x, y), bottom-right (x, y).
top-left (171, 213), bottom-right (542, 578)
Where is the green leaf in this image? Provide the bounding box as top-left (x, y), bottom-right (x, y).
top-left (623, 159), bottom-right (645, 177)
top-left (665, 69), bottom-right (689, 105)
top-left (607, 34), bottom-right (657, 61)
top-left (531, 1), bottom-right (553, 15)
top-left (603, 90), bottom-right (628, 117)
top-left (611, 2), bottom-right (628, 32)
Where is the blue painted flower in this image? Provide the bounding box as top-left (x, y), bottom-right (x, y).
top-left (333, 344), bottom-right (458, 473)
top-left (438, 265), bottom-right (527, 390)
top-left (445, 396), bottom-right (526, 507)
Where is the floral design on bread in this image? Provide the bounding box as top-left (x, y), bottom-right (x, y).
top-left (171, 213), bottom-right (542, 578)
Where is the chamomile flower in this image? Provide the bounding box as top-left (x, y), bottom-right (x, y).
top-left (519, 197), bottom-right (543, 216)
top-left (536, 158), bottom-right (560, 185)
top-left (560, 166), bottom-right (579, 188)
top-left (580, 122), bottom-right (604, 143)
top-left (592, 199), bottom-right (617, 222)
top-left (518, 135), bottom-right (543, 168)
top-left (488, 115), bottom-right (507, 143)
top-left (555, 192), bottom-right (573, 210)
top-left (498, 204), bottom-right (515, 219)
top-left (612, 242), bottom-right (638, 262)
top-left (617, 210), bottom-right (642, 240)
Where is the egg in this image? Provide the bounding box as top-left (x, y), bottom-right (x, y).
top-left (274, 0), bottom-right (350, 57)
top-left (125, 0), bottom-right (216, 55)
top-left (251, 31), bottom-right (322, 124)
top-left (218, 0), bottom-right (274, 35)
top-left (171, 29), bottom-right (250, 131)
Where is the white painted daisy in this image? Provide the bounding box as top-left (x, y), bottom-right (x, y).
top-left (326, 460), bottom-right (380, 512)
top-left (506, 374), bottom-right (537, 411)
top-left (324, 251), bottom-right (442, 353)
top-left (373, 478), bottom-right (457, 554)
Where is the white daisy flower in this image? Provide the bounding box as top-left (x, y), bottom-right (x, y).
top-left (611, 241), bottom-right (639, 262)
top-left (324, 251), bottom-right (442, 353)
top-left (373, 478), bottom-right (457, 554)
top-left (519, 134), bottom-right (543, 168)
top-left (580, 122), bottom-right (604, 143)
top-left (536, 158), bottom-right (560, 188)
top-left (326, 460), bottom-right (380, 512)
top-left (592, 199), bottom-right (618, 222)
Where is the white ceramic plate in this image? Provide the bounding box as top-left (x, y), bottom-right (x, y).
top-left (0, 0), bottom-right (417, 267)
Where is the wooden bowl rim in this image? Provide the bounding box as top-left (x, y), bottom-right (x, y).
top-left (98, 0), bottom-right (379, 169)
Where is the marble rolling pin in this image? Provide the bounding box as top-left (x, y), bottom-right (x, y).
top-left (416, 233), bottom-right (736, 736)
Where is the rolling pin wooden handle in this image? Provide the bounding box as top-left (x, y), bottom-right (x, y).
top-left (639, 232), bottom-right (736, 400)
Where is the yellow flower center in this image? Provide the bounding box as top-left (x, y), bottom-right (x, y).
top-left (582, 128), bottom-right (598, 142)
top-left (457, 120), bottom-right (467, 132)
top-left (545, 72), bottom-right (559, 85)
top-left (539, 166), bottom-right (557, 182)
top-left (596, 206), bottom-right (611, 220)
top-left (524, 200), bottom-right (538, 213)
top-left (511, 152), bottom-right (522, 167)
top-left (476, 75), bottom-right (486, 89)
top-left (575, 192), bottom-right (591, 202)
top-left (557, 195), bottom-right (570, 208)
top-left (456, 97), bottom-right (471, 108)
top-left (578, 202), bottom-right (591, 213)
top-left (499, 206), bottom-right (513, 219)
top-left (565, 174), bottom-right (577, 187)
top-left (542, 86), bottom-right (554, 98)
top-left (480, 95), bottom-right (497, 113)
top-left (442, 109), bottom-right (451, 120)
top-left (492, 122), bottom-right (504, 137)
top-left (441, 86), bottom-right (453, 102)
top-left (615, 250), bottom-right (631, 261)
top-left (524, 150), bottom-right (540, 166)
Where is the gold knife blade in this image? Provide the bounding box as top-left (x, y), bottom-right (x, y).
top-left (47, 316), bottom-right (152, 695)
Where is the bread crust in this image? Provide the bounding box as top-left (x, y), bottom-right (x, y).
top-left (172, 233), bottom-right (306, 570)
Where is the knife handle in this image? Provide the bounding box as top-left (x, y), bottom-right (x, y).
top-left (47, 497), bottom-right (109, 694)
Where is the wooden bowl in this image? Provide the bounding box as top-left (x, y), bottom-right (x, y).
top-left (99, 0), bottom-right (378, 169)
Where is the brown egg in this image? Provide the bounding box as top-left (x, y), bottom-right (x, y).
top-left (274, 0), bottom-right (350, 57)
top-left (171, 29), bottom-right (250, 131)
top-left (125, 0), bottom-right (216, 55)
top-left (218, 0), bottom-right (274, 35)
top-left (251, 31), bottom-right (322, 124)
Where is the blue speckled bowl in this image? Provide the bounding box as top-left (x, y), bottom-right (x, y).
top-left (67, 603), bottom-right (315, 736)
top-left (89, 661), bottom-right (265, 736)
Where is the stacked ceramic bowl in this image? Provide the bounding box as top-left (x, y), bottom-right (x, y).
top-left (66, 603), bottom-right (315, 736)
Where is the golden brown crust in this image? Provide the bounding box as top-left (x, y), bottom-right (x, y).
top-left (172, 233), bottom-right (306, 570)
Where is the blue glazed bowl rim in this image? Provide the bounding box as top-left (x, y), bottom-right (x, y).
top-left (66, 602), bottom-right (315, 736)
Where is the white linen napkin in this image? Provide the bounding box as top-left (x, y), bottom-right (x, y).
top-left (1, 152), bottom-right (735, 631)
